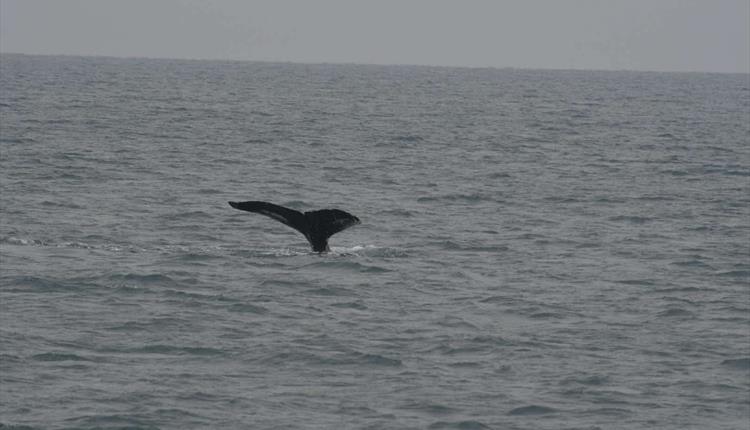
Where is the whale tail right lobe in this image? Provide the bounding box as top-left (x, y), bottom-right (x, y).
top-left (303, 209), bottom-right (361, 252)
top-left (228, 201), bottom-right (360, 252)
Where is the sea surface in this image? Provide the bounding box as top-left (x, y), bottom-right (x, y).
top-left (1, 54), bottom-right (748, 429)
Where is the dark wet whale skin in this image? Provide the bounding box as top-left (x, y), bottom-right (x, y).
top-left (228, 201), bottom-right (360, 252)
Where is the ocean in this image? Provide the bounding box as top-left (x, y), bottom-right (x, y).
top-left (0, 54), bottom-right (748, 429)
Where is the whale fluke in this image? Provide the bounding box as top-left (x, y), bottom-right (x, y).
top-left (228, 201), bottom-right (360, 252)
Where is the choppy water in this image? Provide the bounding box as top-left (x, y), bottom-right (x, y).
top-left (1, 54), bottom-right (748, 429)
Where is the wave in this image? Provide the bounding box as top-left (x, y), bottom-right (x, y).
top-left (304, 286), bottom-right (357, 296)
top-left (0, 137), bottom-right (37, 144)
top-left (1, 236), bottom-right (140, 253)
top-left (399, 400), bottom-right (459, 416)
top-left (117, 344), bottom-right (225, 356)
top-left (31, 352), bottom-right (92, 362)
top-left (543, 196), bottom-right (582, 203)
top-left (721, 358), bottom-right (750, 370)
top-left (660, 169), bottom-right (690, 176)
top-left (2, 237), bottom-right (237, 260)
top-left (373, 135), bottom-right (425, 147)
top-left (228, 303), bottom-right (270, 314)
top-left (428, 420), bottom-right (490, 429)
top-left (417, 193), bottom-right (498, 204)
top-left (350, 352), bottom-right (402, 367)
top-left (714, 270), bottom-right (750, 278)
top-left (507, 405), bottom-right (558, 416)
top-left (302, 260), bottom-right (390, 273)
top-left (608, 215), bottom-right (653, 224)
top-left (721, 169), bottom-right (750, 176)
top-left (634, 195), bottom-right (676, 202)
top-left (62, 413), bottom-right (174, 430)
top-left (109, 273), bottom-right (177, 286)
top-left (378, 208), bottom-right (415, 217)
top-left (670, 260), bottom-right (715, 269)
top-left (40, 200), bottom-right (85, 209)
top-left (559, 374), bottom-right (610, 386)
top-left (614, 279), bottom-right (657, 286)
top-left (232, 247), bottom-right (310, 258)
top-left (170, 252), bottom-right (224, 263)
top-left (429, 240), bottom-right (509, 253)
top-left (392, 134), bottom-right (424, 143)
top-left (330, 245), bottom-right (409, 258)
top-left (157, 210), bottom-right (212, 221)
top-left (196, 188), bottom-right (223, 194)
top-left (330, 300), bottom-right (368, 310)
top-left (488, 172), bottom-right (511, 179)
top-left (657, 308), bottom-right (696, 318)
top-left (653, 286), bottom-right (711, 293)
top-left (0, 275), bottom-right (98, 293)
top-left (253, 349), bottom-right (401, 367)
top-left (1, 236), bottom-right (47, 246)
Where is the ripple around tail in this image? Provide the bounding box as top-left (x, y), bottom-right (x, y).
top-left (303, 260), bottom-right (391, 273)
top-left (1, 236), bottom-right (140, 253)
top-left (330, 245), bottom-right (409, 257)
top-left (232, 247), bottom-right (310, 258)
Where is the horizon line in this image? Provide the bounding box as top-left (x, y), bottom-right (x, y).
top-left (2, 51), bottom-right (748, 76)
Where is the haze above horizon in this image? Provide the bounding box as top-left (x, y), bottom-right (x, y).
top-left (1, 0), bottom-right (748, 74)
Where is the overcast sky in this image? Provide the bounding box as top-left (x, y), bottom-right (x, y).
top-left (1, 0), bottom-right (748, 73)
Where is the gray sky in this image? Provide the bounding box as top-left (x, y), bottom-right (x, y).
top-left (1, 0), bottom-right (748, 73)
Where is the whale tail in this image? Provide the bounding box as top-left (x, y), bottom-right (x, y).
top-left (228, 201), bottom-right (360, 252)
